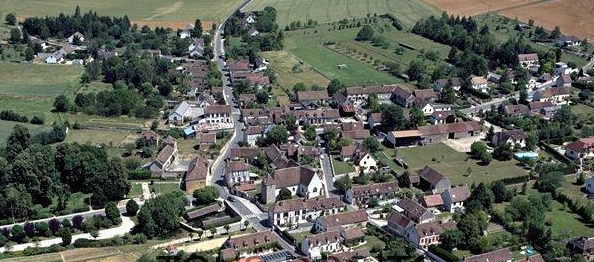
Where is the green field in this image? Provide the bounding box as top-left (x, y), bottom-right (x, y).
top-left (285, 27), bottom-right (400, 86)
top-left (0, 0), bottom-right (245, 26)
top-left (332, 156), bottom-right (356, 175)
top-left (244, 0), bottom-right (440, 27)
top-left (150, 183), bottom-right (181, 194)
top-left (0, 61), bottom-right (82, 97)
top-left (261, 50), bottom-right (330, 103)
top-left (385, 143), bottom-right (529, 185)
top-left (282, 17), bottom-right (450, 86)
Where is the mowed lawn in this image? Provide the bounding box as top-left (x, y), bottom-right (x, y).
top-left (244, 0), bottom-right (440, 27)
top-left (284, 27), bottom-right (401, 86)
top-left (384, 143), bottom-right (529, 185)
top-left (0, 0), bottom-right (245, 26)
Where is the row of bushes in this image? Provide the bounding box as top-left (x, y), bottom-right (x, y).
top-left (128, 169), bottom-right (152, 180)
top-left (72, 233), bottom-right (147, 248)
top-left (0, 110), bottom-right (44, 125)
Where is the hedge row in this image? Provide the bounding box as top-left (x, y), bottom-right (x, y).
top-left (0, 110), bottom-right (45, 125)
top-left (428, 245), bottom-right (460, 262)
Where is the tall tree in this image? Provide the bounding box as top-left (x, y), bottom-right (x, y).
top-left (6, 125), bottom-right (30, 160)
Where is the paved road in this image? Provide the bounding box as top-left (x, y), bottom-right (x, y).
top-left (0, 215), bottom-right (135, 252)
top-left (208, 2), bottom-right (296, 255)
top-left (320, 153), bottom-right (338, 197)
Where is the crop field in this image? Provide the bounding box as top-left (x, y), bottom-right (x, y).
top-left (0, 0), bottom-right (245, 29)
top-left (421, 0), bottom-right (540, 16)
top-left (500, 0), bottom-right (594, 41)
top-left (243, 0), bottom-right (440, 27)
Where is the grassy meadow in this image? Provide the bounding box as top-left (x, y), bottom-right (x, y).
top-left (243, 0), bottom-right (440, 27)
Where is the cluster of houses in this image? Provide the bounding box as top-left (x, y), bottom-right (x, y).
top-left (139, 130), bottom-right (209, 193)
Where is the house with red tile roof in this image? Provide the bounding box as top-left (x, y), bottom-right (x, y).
top-left (565, 137), bottom-right (594, 164)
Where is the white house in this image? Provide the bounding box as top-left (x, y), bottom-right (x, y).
top-left (339, 143), bottom-right (377, 174)
top-left (261, 166), bottom-right (325, 204)
top-left (180, 24), bottom-right (194, 39)
top-left (45, 52), bottom-right (63, 64)
top-left (301, 230), bottom-right (342, 259)
top-left (345, 85), bottom-right (396, 104)
top-left (533, 87), bottom-right (570, 106)
top-left (203, 105), bottom-right (232, 124)
top-left (188, 38), bottom-right (204, 57)
top-left (268, 197), bottom-right (345, 227)
top-left (565, 137), bottom-right (594, 164)
top-left (168, 101), bottom-right (191, 125)
top-left (225, 161), bottom-right (252, 186)
top-left (414, 100), bottom-right (434, 116)
top-left (67, 31), bottom-right (84, 44)
top-left (468, 76), bottom-right (489, 93)
top-left (440, 186), bottom-right (471, 212)
top-left (248, 28), bottom-right (260, 37)
top-left (586, 176), bottom-right (594, 194)
top-left (244, 125), bottom-right (264, 146)
top-left (518, 53), bottom-right (539, 69)
top-left (556, 35), bottom-right (582, 47)
top-left (491, 129), bottom-right (527, 148)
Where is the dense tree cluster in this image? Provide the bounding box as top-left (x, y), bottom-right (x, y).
top-left (137, 191), bottom-right (186, 238)
top-left (412, 13), bottom-right (535, 77)
top-left (225, 7), bottom-right (284, 55)
top-left (0, 125), bottom-right (129, 224)
top-left (23, 6), bottom-right (131, 40)
top-left (485, 104), bottom-right (576, 144)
